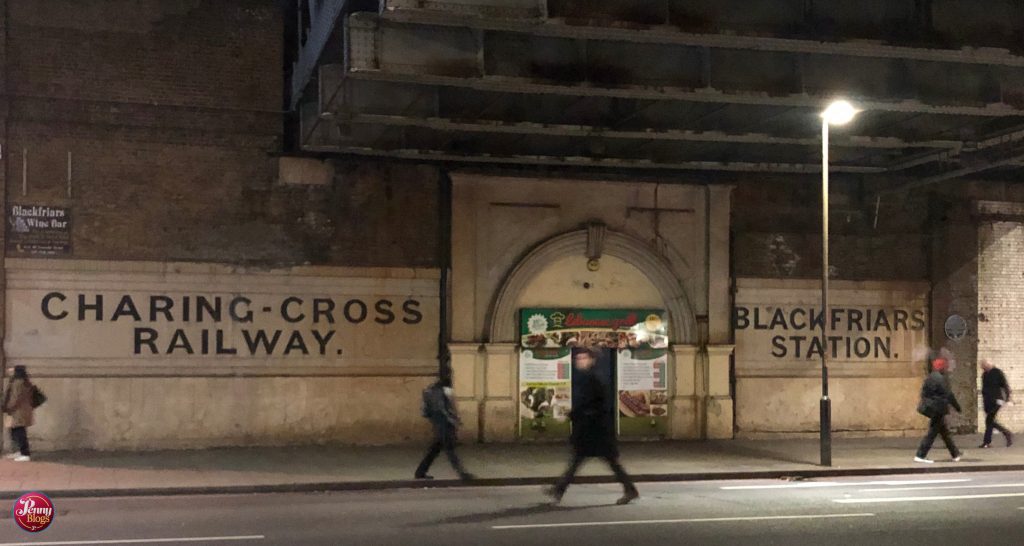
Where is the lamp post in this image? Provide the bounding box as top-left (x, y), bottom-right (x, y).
top-left (819, 100), bottom-right (858, 467)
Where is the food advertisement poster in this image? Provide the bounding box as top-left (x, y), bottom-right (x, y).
top-left (617, 348), bottom-right (669, 438)
top-left (519, 308), bottom-right (668, 350)
top-left (518, 348), bottom-right (572, 439)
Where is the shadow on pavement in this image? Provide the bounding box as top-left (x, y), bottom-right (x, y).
top-left (410, 501), bottom-right (610, 527)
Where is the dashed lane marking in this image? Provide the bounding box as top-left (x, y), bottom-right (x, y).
top-left (0, 536), bottom-right (265, 546)
top-left (721, 479), bottom-right (969, 490)
top-left (859, 483), bottom-right (1024, 493)
top-left (834, 493), bottom-right (1024, 504)
top-left (492, 513), bottom-right (876, 530)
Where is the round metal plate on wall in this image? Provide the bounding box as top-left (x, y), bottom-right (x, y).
top-left (944, 314), bottom-right (968, 342)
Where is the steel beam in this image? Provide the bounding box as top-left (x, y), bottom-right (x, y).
top-left (341, 113), bottom-right (962, 149)
top-left (346, 70), bottom-right (1024, 118)
top-left (301, 144), bottom-right (886, 174)
top-left (292, 0), bottom-right (350, 109)
top-left (381, 10), bottom-right (1024, 69)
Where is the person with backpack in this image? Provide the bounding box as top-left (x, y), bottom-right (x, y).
top-left (3, 366), bottom-right (42, 462)
top-left (414, 365), bottom-right (475, 481)
top-left (914, 355), bottom-right (963, 464)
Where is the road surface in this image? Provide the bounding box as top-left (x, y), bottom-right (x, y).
top-left (2, 471), bottom-right (1023, 545)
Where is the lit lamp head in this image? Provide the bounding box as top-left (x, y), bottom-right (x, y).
top-left (822, 100), bottom-right (858, 126)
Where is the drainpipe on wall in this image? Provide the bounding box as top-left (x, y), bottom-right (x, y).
top-left (438, 171), bottom-right (453, 373)
top-left (700, 185), bottom-right (713, 440)
top-left (0, 0), bottom-right (9, 455)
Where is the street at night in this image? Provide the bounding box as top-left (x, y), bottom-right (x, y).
top-left (2, 471), bottom-right (1023, 546)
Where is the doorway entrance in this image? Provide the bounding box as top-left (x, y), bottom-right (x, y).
top-left (571, 346), bottom-right (617, 437)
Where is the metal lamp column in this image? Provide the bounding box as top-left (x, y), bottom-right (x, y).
top-left (819, 100), bottom-right (858, 467)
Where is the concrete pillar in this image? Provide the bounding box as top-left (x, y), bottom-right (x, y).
top-left (706, 345), bottom-right (735, 439)
top-left (448, 342), bottom-right (482, 442)
top-left (482, 343), bottom-right (518, 442)
top-left (707, 186), bottom-right (734, 345)
top-left (669, 344), bottom-right (700, 439)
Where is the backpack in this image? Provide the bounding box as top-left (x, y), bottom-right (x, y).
top-left (30, 384), bottom-right (46, 408)
top-left (420, 384), bottom-right (445, 420)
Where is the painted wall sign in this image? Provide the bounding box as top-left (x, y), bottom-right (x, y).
top-left (35, 292), bottom-right (423, 356)
top-left (5, 260), bottom-right (439, 374)
top-left (733, 279), bottom-right (930, 371)
top-left (734, 305), bottom-right (926, 360)
top-left (7, 204), bottom-right (71, 256)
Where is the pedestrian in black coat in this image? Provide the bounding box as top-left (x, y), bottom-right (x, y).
top-left (415, 367), bottom-right (475, 481)
top-left (547, 347), bottom-right (638, 505)
top-left (915, 356), bottom-right (963, 463)
top-left (979, 359), bottom-right (1014, 448)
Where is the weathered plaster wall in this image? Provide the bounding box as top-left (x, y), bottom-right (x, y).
top-left (6, 259), bottom-right (439, 450)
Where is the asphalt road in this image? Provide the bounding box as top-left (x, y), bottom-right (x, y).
top-left (2, 471), bottom-right (1024, 545)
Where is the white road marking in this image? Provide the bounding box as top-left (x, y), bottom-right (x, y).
top-left (859, 483), bottom-right (1024, 493)
top-left (721, 479), bottom-right (969, 490)
top-left (835, 492), bottom-right (1024, 504)
top-left (492, 513), bottom-right (875, 530)
top-left (0, 536), bottom-right (264, 546)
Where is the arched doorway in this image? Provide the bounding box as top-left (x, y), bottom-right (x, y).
top-left (488, 228), bottom-right (698, 344)
top-left (474, 226), bottom-right (704, 442)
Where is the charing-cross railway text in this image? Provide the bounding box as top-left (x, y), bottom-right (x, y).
top-left (39, 292), bottom-right (424, 356)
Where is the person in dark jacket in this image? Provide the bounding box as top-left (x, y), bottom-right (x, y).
top-left (979, 359), bottom-right (1013, 448)
top-left (915, 356), bottom-right (963, 463)
top-left (2, 366), bottom-right (34, 462)
top-left (546, 347), bottom-right (638, 505)
top-left (414, 366), bottom-right (475, 481)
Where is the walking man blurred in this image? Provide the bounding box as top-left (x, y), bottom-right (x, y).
top-left (546, 346), bottom-right (638, 505)
top-left (979, 359), bottom-right (1013, 448)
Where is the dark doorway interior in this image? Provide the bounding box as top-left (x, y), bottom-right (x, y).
top-left (571, 346), bottom-right (617, 435)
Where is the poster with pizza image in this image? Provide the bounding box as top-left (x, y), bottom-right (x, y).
top-left (617, 347), bottom-right (669, 438)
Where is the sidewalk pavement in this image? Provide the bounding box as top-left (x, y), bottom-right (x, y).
top-left (1, 435), bottom-right (1022, 498)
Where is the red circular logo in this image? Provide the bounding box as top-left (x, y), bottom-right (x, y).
top-left (12, 492), bottom-right (55, 532)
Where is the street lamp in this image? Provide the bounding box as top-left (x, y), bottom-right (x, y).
top-left (819, 100), bottom-right (858, 467)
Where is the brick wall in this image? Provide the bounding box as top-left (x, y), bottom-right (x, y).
top-left (3, 1), bottom-right (442, 268)
top-left (4, 1), bottom-right (288, 263)
top-left (930, 197), bottom-right (979, 432)
top-left (977, 220), bottom-right (1024, 432)
top-left (732, 178), bottom-right (930, 281)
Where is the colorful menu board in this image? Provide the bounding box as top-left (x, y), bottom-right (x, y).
top-left (518, 348), bottom-right (572, 439)
top-left (617, 348), bottom-right (669, 438)
top-left (518, 308), bottom-right (670, 440)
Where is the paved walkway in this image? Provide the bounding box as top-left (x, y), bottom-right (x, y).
top-left (1, 435), bottom-right (1022, 497)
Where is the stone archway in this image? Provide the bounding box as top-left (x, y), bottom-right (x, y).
top-left (487, 227), bottom-right (698, 345)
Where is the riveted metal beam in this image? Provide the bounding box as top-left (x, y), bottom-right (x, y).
top-left (341, 113), bottom-right (962, 149)
top-left (346, 70), bottom-right (1024, 118)
top-left (380, 10), bottom-right (1024, 69)
top-left (301, 144), bottom-right (886, 174)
